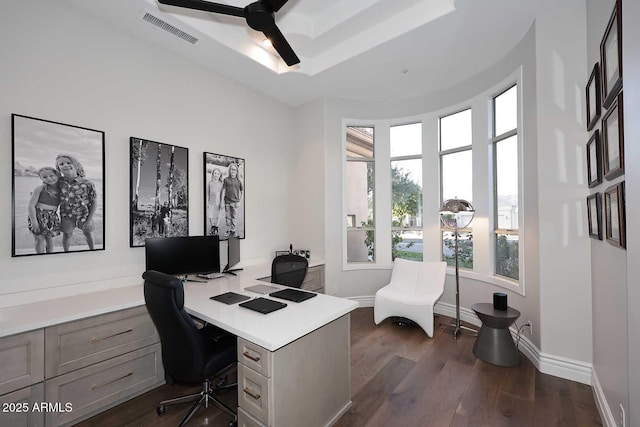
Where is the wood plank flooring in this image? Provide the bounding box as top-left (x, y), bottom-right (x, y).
top-left (75, 308), bottom-right (602, 427)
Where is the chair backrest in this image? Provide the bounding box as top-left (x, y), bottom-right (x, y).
top-left (388, 258), bottom-right (447, 297)
top-left (271, 254), bottom-right (308, 288)
top-left (143, 270), bottom-right (206, 384)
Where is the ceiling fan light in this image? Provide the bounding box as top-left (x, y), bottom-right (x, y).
top-left (263, 38), bottom-right (272, 47)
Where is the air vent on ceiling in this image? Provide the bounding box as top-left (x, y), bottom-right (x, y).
top-left (142, 12), bottom-right (199, 45)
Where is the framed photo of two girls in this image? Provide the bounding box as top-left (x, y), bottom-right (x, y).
top-left (11, 114), bottom-right (105, 257)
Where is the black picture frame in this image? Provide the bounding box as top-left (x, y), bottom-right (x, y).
top-left (586, 130), bottom-right (602, 188)
top-left (602, 91), bottom-right (624, 180)
top-left (587, 193), bottom-right (602, 240)
top-left (11, 114), bottom-right (105, 257)
top-left (600, 0), bottom-right (622, 109)
top-left (604, 182), bottom-right (625, 248)
top-left (129, 137), bottom-right (189, 247)
top-left (203, 152), bottom-right (245, 240)
top-left (586, 63), bottom-right (601, 131)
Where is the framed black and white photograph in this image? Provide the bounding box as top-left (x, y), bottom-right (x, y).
top-left (586, 130), bottom-right (602, 188)
top-left (587, 193), bottom-right (602, 240)
top-left (586, 63), bottom-right (601, 131)
top-left (604, 182), bottom-right (625, 248)
top-left (602, 91), bottom-right (624, 180)
top-left (600, 0), bottom-right (622, 109)
top-left (130, 137), bottom-right (189, 247)
top-left (11, 114), bottom-right (105, 257)
top-left (203, 152), bottom-right (245, 240)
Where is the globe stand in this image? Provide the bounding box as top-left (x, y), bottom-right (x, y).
top-left (439, 199), bottom-right (478, 339)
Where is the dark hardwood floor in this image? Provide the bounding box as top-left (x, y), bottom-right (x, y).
top-left (76, 308), bottom-right (602, 427)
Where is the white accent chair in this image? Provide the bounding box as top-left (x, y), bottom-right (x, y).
top-left (374, 258), bottom-right (447, 338)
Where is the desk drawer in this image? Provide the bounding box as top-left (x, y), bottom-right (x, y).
top-left (238, 338), bottom-right (271, 377)
top-left (0, 330), bottom-right (44, 395)
top-left (45, 306), bottom-right (158, 378)
top-left (238, 407), bottom-right (266, 427)
top-left (0, 383), bottom-right (45, 427)
top-left (238, 364), bottom-right (271, 425)
top-left (44, 343), bottom-right (163, 427)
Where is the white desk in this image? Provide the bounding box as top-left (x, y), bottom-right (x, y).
top-left (181, 271), bottom-right (358, 427)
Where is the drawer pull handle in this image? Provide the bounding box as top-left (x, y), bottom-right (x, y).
top-left (90, 328), bottom-right (133, 343)
top-left (243, 387), bottom-right (261, 400)
top-left (242, 351), bottom-right (260, 362)
top-left (91, 372), bottom-right (133, 390)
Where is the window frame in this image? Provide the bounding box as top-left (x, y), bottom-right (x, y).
top-left (343, 122), bottom-right (380, 268)
top-left (490, 83), bottom-right (522, 284)
top-left (390, 122), bottom-right (424, 262)
top-left (439, 108), bottom-right (474, 269)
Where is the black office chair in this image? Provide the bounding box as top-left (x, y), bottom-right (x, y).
top-left (143, 270), bottom-right (238, 427)
top-left (271, 254), bottom-right (308, 288)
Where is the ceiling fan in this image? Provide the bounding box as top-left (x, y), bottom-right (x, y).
top-left (157, 0), bottom-right (300, 66)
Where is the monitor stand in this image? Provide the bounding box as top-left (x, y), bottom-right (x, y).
top-left (223, 267), bottom-right (243, 276)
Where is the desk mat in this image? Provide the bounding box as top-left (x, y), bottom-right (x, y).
top-left (210, 292), bottom-right (251, 305)
top-left (239, 297), bottom-right (287, 314)
top-left (245, 284), bottom-right (281, 294)
top-left (269, 288), bottom-right (317, 303)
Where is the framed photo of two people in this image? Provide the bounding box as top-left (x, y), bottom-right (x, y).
top-left (203, 152), bottom-right (245, 240)
top-left (11, 114), bottom-right (105, 257)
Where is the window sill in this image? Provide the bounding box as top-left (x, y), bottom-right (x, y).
top-left (448, 268), bottom-right (523, 295)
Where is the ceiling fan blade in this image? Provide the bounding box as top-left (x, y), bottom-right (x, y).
top-left (263, 25), bottom-right (299, 66)
top-left (158, 0), bottom-right (245, 18)
top-left (259, 0), bottom-right (289, 13)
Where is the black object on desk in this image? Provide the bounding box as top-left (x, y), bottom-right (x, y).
top-left (472, 302), bottom-right (521, 367)
top-left (210, 292), bottom-right (251, 305)
top-left (269, 288), bottom-right (317, 303)
top-left (239, 297), bottom-right (287, 314)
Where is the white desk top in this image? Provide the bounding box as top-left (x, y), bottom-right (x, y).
top-left (183, 276), bottom-right (357, 351)
top-left (0, 260), bottom-right (358, 352)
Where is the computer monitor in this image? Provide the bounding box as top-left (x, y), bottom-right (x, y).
top-left (224, 236), bottom-right (242, 275)
top-left (145, 235), bottom-right (220, 276)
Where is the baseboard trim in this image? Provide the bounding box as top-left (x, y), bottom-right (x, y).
top-left (349, 298), bottom-right (593, 385)
top-left (591, 369), bottom-right (616, 427)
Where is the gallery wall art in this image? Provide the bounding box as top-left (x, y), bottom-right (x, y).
top-left (130, 137), bottom-right (189, 247)
top-left (203, 152), bottom-right (245, 240)
top-left (12, 114), bottom-right (105, 256)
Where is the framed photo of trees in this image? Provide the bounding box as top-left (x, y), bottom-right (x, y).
top-left (130, 137), bottom-right (189, 247)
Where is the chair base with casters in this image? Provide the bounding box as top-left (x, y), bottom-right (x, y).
top-left (157, 366), bottom-right (237, 427)
top-left (374, 259), bottom-right (447, 338)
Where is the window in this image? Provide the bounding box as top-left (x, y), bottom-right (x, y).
top-left (390, 123), bottom-right (423, 261)
top-left (346, 126), bottom-right (375, 263)
top-left (492, 85), bottom-right (519, 280)
top-left (439, 109), bottom-right (473, 268)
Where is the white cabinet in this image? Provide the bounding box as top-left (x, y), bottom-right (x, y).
top-left (236, 315), bottom-right (351, 427)
top-left (0, 306), bottom-right (164, 427)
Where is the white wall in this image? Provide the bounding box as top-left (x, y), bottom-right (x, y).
top-left (585, 0), bottom-right (630, 423)
top-left (623, 1), bottom-right (640, 425)
top-left (322, 1), bottom-right (594, 368)
top-left (0, 1), bottom-right (295, 305)
top-left (290, 99), bottom-right (325, 257)
top-left (535, 0), bottom-right (592, 363)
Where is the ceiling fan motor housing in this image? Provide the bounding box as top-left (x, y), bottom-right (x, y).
top-left (245, 2), bottom-right (275, 31)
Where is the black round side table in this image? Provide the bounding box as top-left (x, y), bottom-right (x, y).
top-left (471, 302), bottom-right (521, 367)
